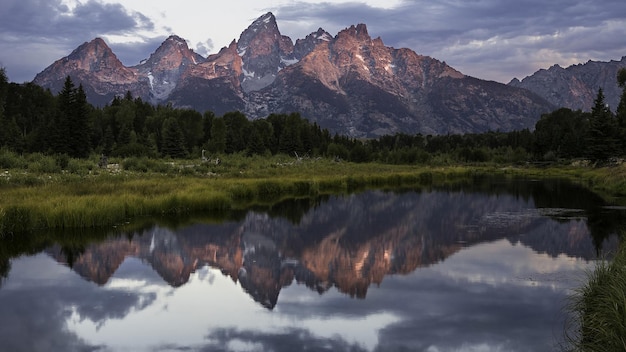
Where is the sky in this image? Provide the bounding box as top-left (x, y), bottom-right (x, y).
top-left (1, 0), bottom-right (625, 84)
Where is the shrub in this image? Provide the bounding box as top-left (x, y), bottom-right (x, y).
top-left (0, 149), bottom-right (25, 169)
top-left (28, 154), bottom-right (61, 173)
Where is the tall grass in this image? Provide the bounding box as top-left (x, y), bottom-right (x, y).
top-left (567, 243), bottom-right (626, 352)
top-left (0, 156), bottom-right (483, 236)
top-left (4, 150), bottom-right (626, 236)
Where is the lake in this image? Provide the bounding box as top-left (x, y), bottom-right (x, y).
top-left (0, 177), bottom-right (623, 352)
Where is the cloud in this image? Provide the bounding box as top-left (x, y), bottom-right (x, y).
top-left (275, 0), bottom-right (626, 82)
top-left (0, 0), bottom-right (155, 81)
top-left (108, 36), bottom-right (169, 66)
top-left (0, 254), bottom-right (155, 352)
top-left (3, 0), bottom-right (625, 84)
top-left (0, 0), bottom-right (153, 40)
top-left (195, 39), bottom-right (215, 57)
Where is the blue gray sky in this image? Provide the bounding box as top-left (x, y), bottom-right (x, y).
top-left (1, 0), bottom-right (625, 84)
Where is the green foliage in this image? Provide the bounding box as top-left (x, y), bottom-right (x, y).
top-left (568, 242), bottom-right (626, 351)
top-left (0, 148), bottom-right (26, 169)
top-left (587, 89), bottom-right (618, 163)
top-left (49, 77), bottom-right (91, 157)
top-left (616, 68), bottom-right (626, 155)
top-left (223, 111), bottom-right (250, 153)
top-left (208, 117), bottom-right (227, 154)
top-left (534, 108), bottom-right (588, 159)
top-left (161, 117), bottom-right (188, 158)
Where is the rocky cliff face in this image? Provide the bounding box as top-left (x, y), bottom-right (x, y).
top-left (33, 12), bottom-right (555, 136)
top-left (132, 35), bottom-right (205, 103)
top-left (33, 38), bottom-right (149, 106)
top-left (509, 57), bottom-right (626, 112)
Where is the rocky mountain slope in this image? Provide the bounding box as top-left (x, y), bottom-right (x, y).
top-left (509, 56), bottom-right (626, 112)
top-left (33, 12), bottom-right (554, 137)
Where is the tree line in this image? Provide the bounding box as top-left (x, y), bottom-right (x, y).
top-left (1, 69), bottom-right (625, 165)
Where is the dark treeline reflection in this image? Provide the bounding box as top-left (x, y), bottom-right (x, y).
top-left (1, 177), bottom-right (620, 307)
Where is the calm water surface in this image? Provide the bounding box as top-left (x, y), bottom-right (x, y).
top-left (0, 178), bottom-right (623, 352)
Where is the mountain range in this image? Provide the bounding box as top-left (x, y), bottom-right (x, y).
top-left (32, 12), bottom-right (625, 137)
top-left (509, 56), bottom-right (626, 112)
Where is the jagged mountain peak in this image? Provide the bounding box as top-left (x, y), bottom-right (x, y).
top-left (238, 12), bottom-right (280, 50)
top-left (32, 36), bottom-right (147, 106)
top-left (65, 37), bottom-right (117, 63)
top-left (33, 13), bottom-right (557, 136)
top-left (133, 34), bottom-right (205, 102)
top-left (254, 12), bottom-right (277, 27)
top-left (165, 34), bottom-right (187, 44)
top-left (293, 28), bottom-right (333, 59)
top-left (137, 35), bottom-right (204, 68)
top-left (509, 57), bottom-right (626, 111)
top-left (237, 11), bottom-right (295, 93)
top-left (337, 23), bottom-right (372, 42)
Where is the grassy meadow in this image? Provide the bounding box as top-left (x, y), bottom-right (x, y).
top-left (0, 150), bottom-right (481, 236)
top-left (3, 149), bottom-right (626, 237)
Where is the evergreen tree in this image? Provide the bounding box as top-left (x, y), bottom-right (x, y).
top-left (207, 117), bottom-right (226, 154)
top-left (161, 117), bottom-right (187, 158)
top-left (102, 126), bottom-right (115, 155)
top-left (202, 111), bottom-right (215, 144)
top-left (69, 84), bottom-right (91, 157)
top-left (587, 88), bottom-right (617, 163)
top-left (49, 77), bottom-right (91, 157)
top-left (115, 101), bottom-right (135, 146)
top-left (616, 68), bottom-right (626, 154)
top-left (223, 111), bottom-right (249, 153)
top-left (246, 128), bottom-right (265, 156)
top-left (178, 109), bottom-right (204, 153)
top-left (278, 113), bottom-right (303, 155)
top-left (0, 67), bottom-right (7, 119)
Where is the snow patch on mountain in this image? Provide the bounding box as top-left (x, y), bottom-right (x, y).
top-left (281, 57), bottom-right (299, 66)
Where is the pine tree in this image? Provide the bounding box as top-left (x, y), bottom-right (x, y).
top-left (207, 117), bottom-right (226, 154)
top-left (616, 68), bottom-right (626, 154)
top-left (161, 117), bottom-right (187, 158)
top-left (69, 84), bottom-right (91, 157)
top-left (587, 88), bottom-right (617, 163)
top-left (49, 76), bottom-right (75, 155)
top-left (50, 77), bottom-right (91, 157)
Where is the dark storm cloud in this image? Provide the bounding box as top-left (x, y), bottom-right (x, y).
top-left (275, 0), bottom-right (626, 82)
top-left (0, 0), bottom-right (155, 82)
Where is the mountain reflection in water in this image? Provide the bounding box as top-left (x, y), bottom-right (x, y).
top-left (0, 178), bottom-right (623, 352)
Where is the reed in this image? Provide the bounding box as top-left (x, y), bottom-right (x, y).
top-left (567, 243), bottom-right (626, 352)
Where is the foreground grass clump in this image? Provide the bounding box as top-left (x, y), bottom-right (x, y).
top-left (568, 243), bottom-right (626, 352)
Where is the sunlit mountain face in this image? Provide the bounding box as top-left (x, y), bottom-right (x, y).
top-left (32, 13), bottom-right (554, 137)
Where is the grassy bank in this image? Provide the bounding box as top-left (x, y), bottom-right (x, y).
top-left (567, 242), bottom-right (626, 352)
top-left (0, 152), bottom-right (480, 236)
top-left (2, 150), bottom-right (626, 236)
